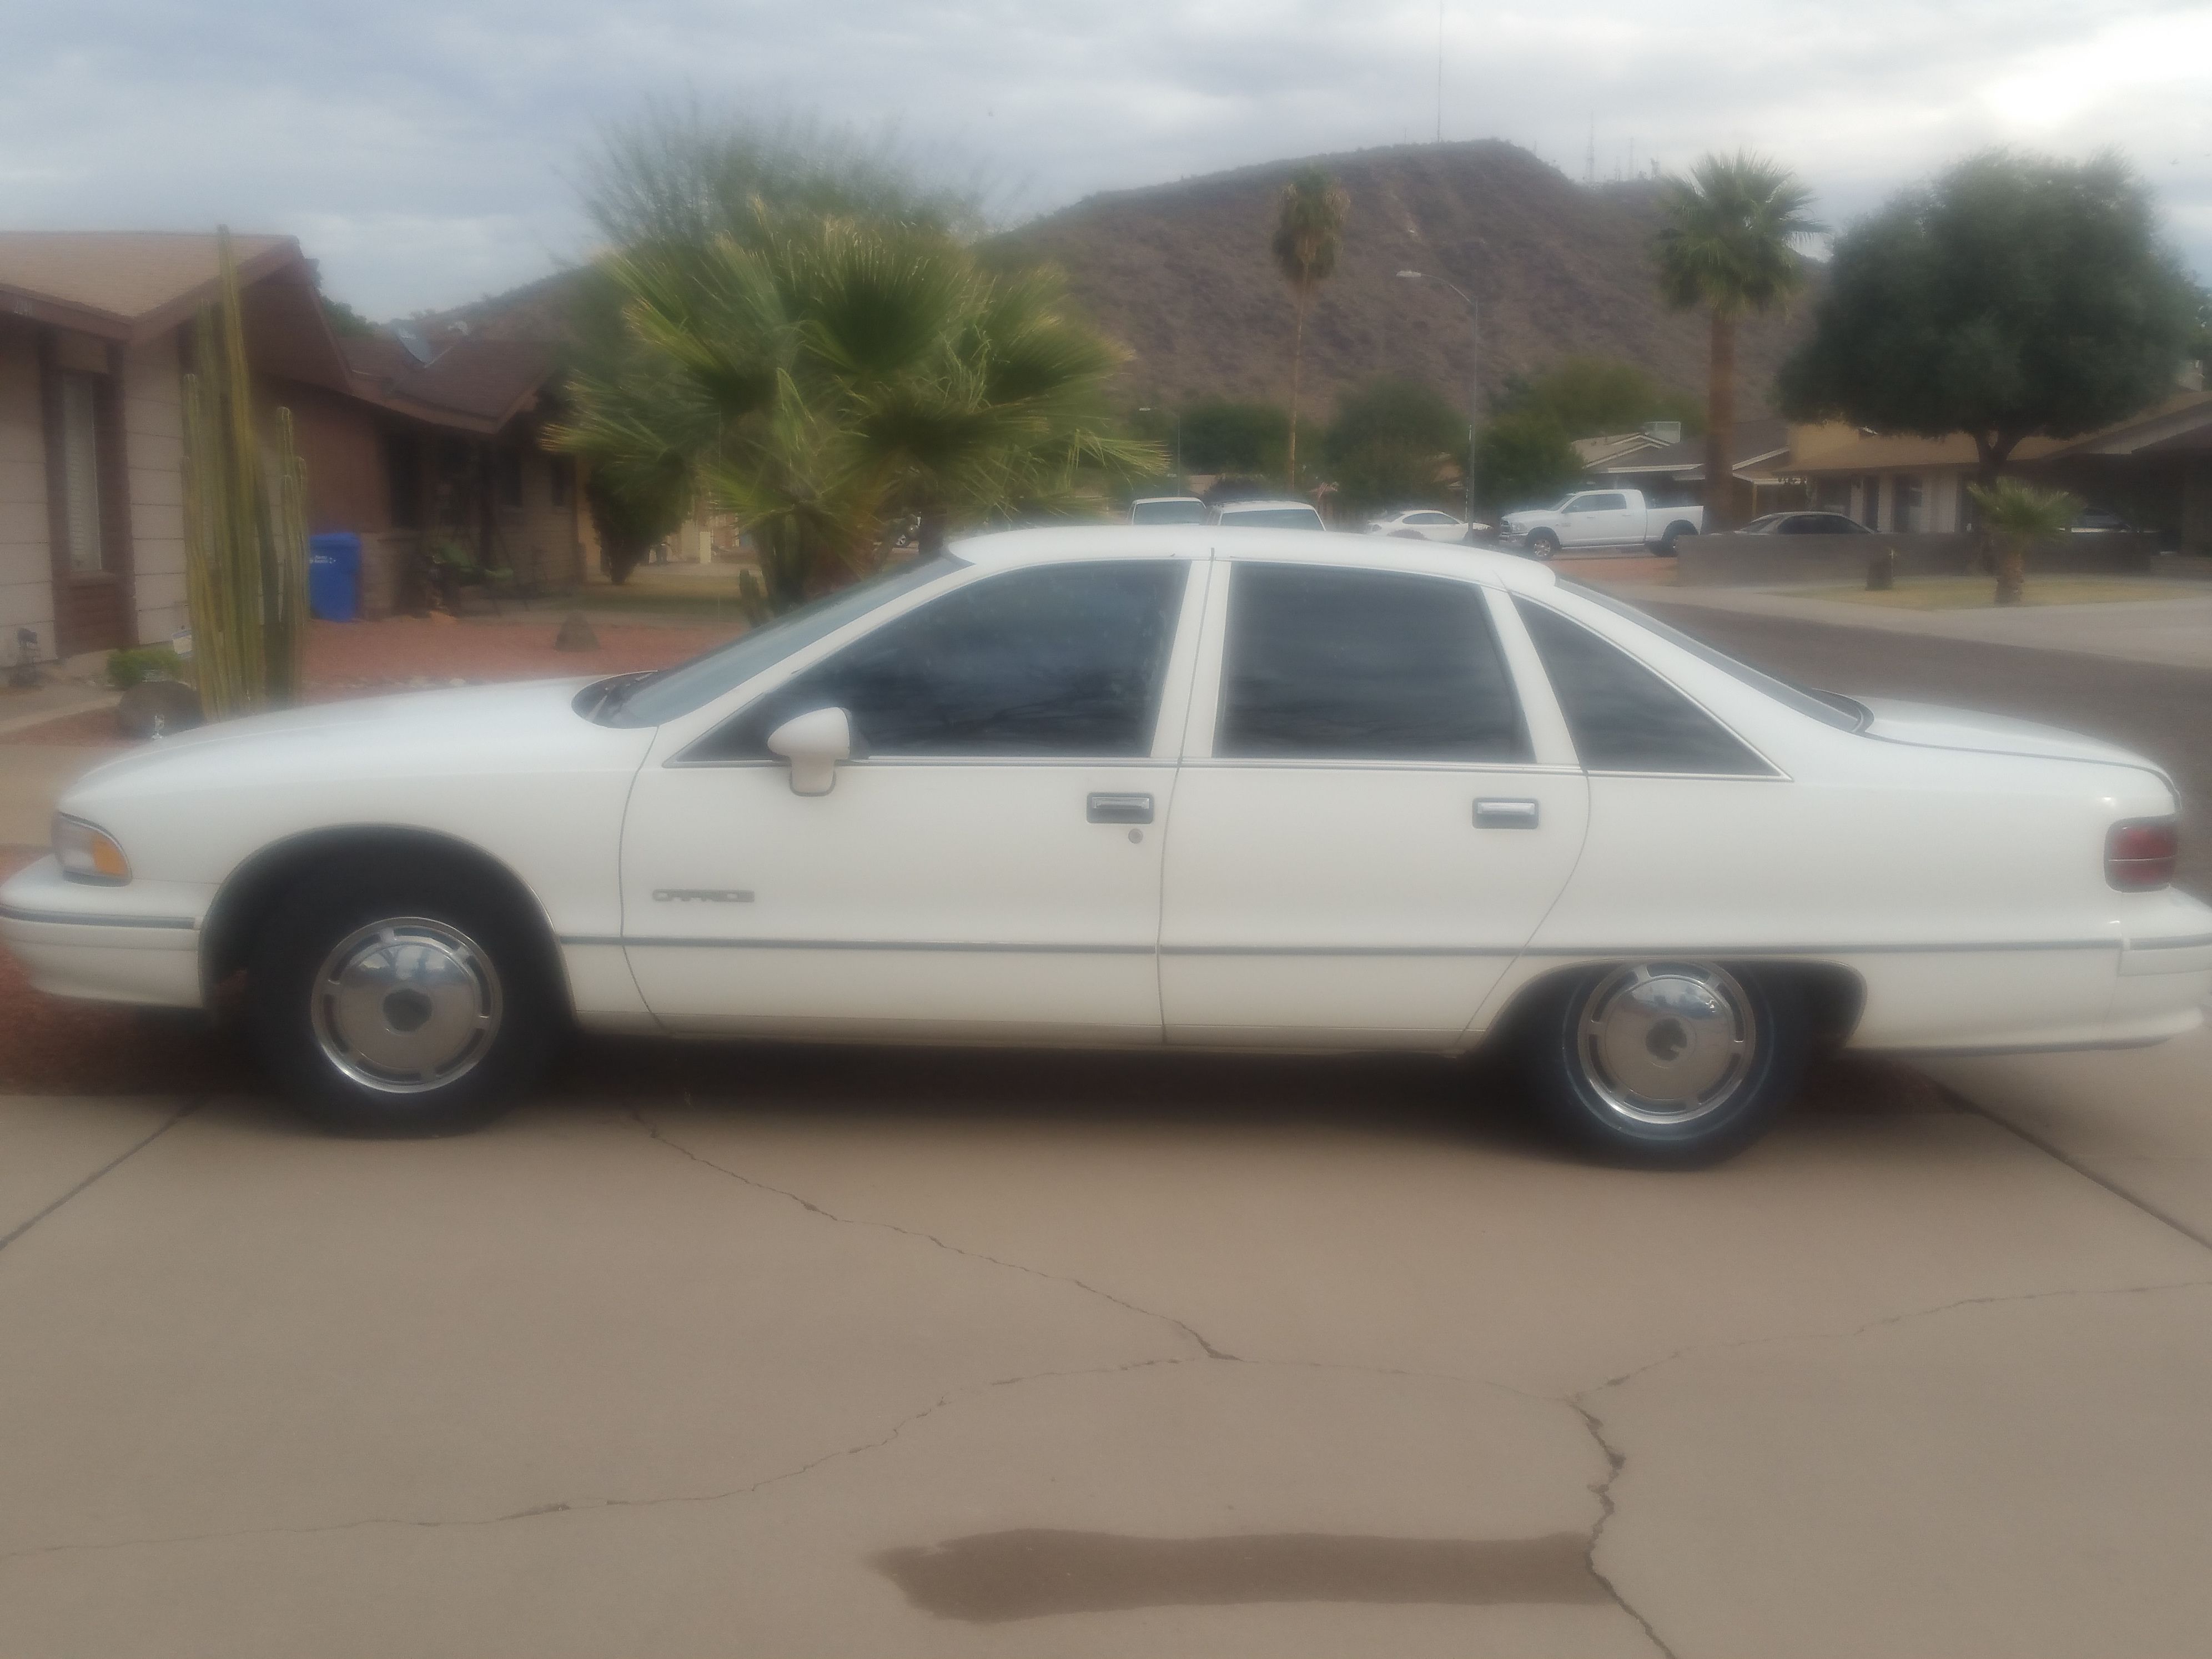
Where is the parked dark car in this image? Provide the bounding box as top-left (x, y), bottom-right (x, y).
top-left (1740, 512), bottom-right (1871, 535)
top-left (2072, 507), bottom-right (2133, 534)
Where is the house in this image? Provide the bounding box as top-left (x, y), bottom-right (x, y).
top-left (1, 231), bottom-right (588, 666)
top-left (1582, 418), bottom-right (1800, 521)
top-left (1781, 384), bottom-right (2212, 547)
top-left (1, 232), bottom-right (351, 660)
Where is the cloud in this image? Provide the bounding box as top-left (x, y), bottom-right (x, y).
top-left (1, 0), bottom-right (2204, 318)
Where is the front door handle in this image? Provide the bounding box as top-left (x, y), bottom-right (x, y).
top-left (1088, 792), bottom-right (1154, 825)
top-left (1474, 797), bottom-right (1540, 829)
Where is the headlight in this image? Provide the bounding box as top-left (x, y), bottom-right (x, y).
top-left (54, 815), bottom-right (131, 883)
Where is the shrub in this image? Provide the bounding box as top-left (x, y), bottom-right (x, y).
top-left (108, 646), bottom-right (185, 690)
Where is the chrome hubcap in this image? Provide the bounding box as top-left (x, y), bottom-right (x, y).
top-left (310, 918), bottom-right (502, 1094)
top-left (1577, 962), bottom-right (1756, 1125)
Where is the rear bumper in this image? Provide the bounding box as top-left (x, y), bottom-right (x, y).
top-left (0, 857), bottom-right (208, 1009)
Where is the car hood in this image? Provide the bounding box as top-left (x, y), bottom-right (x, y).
top-left (69, 677), bottom-right (630, 795)
top-left (1857, 697), bottom-right (2168, 778)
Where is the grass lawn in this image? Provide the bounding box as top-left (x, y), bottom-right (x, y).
top-left (1797, 576), bottom-right (2208, 610)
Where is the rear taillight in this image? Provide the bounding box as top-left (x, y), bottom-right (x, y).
top-left (2107, 818), bottom-right (2179, 891)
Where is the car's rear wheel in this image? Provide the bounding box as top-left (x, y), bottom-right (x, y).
top-left (1655, 520), bottom-right (1696, 556)
top-left (1526, 529), bottom-right (1560, 559)
top-left (1517, 962), bottom-right (1806, 1166)
top-left (248, 869), bottom-right (558, 1135)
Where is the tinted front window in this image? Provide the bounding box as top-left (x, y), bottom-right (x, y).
top-left (1132, 499), bottom-right (1206, 524)
top-left (1219, 565), bottom-right (1529, 761)
top-left (1515, 599), bottom-right (1771, 775)
top-left (698, 561), bottom-right (1187, 760)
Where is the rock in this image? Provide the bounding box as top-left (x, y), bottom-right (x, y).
top-left (116, 678), bottom-right (204, 740)
top-left (428, 610), bottom-right (458, 626)
top-left (554, 612), bottom-right (600, 652)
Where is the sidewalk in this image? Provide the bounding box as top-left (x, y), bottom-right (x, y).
top-left (1640, 581), bottom-right (2212, 671)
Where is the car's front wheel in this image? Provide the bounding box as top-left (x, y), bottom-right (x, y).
top-left (1516, 962), bottom-right (1806, 1166)
top-left (1526, 529), bottom-right (1560, 559)
top-left (248, 870), bottom-right (559, 1135)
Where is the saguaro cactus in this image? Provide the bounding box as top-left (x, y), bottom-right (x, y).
top-left (181, 228), bottom-right (310, 716)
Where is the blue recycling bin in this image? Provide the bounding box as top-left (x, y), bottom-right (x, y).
top-left (308, 532), bottom-right (361, 622)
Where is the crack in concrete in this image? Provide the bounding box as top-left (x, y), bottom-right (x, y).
top-left (1584, 1276), bottom-right (2212, 1400)
top-left (1567, 1398), bottom-right (1681, 1659)
top-left (0, 1353), bottom-right (1206, 1568)
top-left (0, 1097), bottom-right (200, 1257)
top-left (629, 1097), bottom-right (1240, 1360)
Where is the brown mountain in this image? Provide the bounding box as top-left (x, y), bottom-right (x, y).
top-left (994, 139), bottom-right (1813, 421)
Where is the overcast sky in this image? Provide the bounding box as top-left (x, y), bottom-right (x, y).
top-left (4, 1), bottom-right (2206, 319)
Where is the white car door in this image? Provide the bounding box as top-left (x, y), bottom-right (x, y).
top-left (619, 556), bottom-right (1205, 1041)
top-left (1559, 494), bottom-right (1607, 547)
top-left (1158, 559), bottom-right (1590, 1046)
top-left (1590, 492), bottom-right (1641, 544)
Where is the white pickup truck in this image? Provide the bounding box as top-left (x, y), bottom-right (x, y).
top-left (1498, 489), bottom-right (1703, 557)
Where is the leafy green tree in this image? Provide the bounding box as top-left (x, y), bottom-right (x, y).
top-left (1323, 378), bottom-right (1463, 519)
top-left (1472, 411), bottom-right (1586, 516)
top-left (1271, 166), bottom-right (1349, 492)
top-left (1493, 357), bottom-right (1703, 441)
top-left (1180, 399), bottom-right (1316, 478)
top-left (1656, 154), bottom-right (1820, 529)
top-left (1968, 477), bottom-right (2079, 605)
top-left (1779, 152), bottom-right (2197, 491)
top-left (319, 295), bottom-right (379, 340)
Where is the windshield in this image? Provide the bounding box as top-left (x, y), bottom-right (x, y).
top-left (1131, 498), bottom-right (1207, 525)
top-left (1219, 506), bottom-right (1323, 530)
top-left (1559, 581), bottom-right (1869, 731)
top-left (599, 555), bottom-right (963, 726)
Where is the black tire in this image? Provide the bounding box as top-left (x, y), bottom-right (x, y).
top-left (1515, 962), bottom-right (1807, 1167)
top-left (1526, 529), bottom-right (1560, 560)
top-left (247, 865), bottom-right (560, 1135)
top-left (1655, 521), bottom-right (1695, 557)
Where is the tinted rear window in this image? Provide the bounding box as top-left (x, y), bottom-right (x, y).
top-left (1515, 599), bottom-right (1772, 775)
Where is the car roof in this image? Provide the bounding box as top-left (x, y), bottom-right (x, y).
top-left (1130, 495), bottom-right (1203, 505)
top-left (1215, 498), bottom-right (1320, 511)
top-left (946, 524), bottom-right (1563, 592)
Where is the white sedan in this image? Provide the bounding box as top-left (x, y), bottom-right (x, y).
top-left (7, 529), bottom-right (2208, 1164)
top-left (1366, 507), bottom-right (1482, 541)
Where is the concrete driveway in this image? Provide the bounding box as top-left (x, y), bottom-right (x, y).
top-left (3, 1037), bottom-right (2210, 1658)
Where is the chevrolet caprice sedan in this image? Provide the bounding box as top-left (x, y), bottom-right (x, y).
top-left (7, 529), bottom-right (2208, 1164)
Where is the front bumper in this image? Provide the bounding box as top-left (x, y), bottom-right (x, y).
top-left (0, 856), bottom-right (209, 1008)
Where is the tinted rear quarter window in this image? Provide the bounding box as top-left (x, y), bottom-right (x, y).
top-left (1514, 598), bottom-right (1771, 775)
top-left (1219, 565), bottom-right (1529, 761)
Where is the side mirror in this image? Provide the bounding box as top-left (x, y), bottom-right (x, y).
top-left (765, 707), bottom-right (853, 796)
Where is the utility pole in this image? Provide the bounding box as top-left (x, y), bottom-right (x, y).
top-left (1396, 269), bottom-right (1481, 536)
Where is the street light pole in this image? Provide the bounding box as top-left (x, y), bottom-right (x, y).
top-left (1397, 269), bottom-right (1480, 538)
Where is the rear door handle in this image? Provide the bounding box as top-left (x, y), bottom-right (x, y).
top-left (1474, 797), bottom-right (1540, 829)
top-left (1087, 792), bottom-right (1154, 825)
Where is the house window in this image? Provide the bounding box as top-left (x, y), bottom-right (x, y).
top-left (549, 456), bottom-right (571, 509)
top-left (1894, 475), bottom-right (1923, 532)
top-left (57, 373), bottom-right (105, 574)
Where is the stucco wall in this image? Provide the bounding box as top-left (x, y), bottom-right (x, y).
top-left (0, 320), bottom-right (56, 661)
top-left (123, 331), bottom-right (187, 646)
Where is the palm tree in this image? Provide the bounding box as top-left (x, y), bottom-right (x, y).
top-left (1968, 477), bottom-right (2079, 605)
top-left (1655, 154), bottom-right (1821, 530)
top-left (555, 208), bottom-right (1158, 613)
top-left (1271, 167), bottom-right (1349, 492)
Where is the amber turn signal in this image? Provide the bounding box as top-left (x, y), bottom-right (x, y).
top-left (53, 815), bottom-right (132, 884)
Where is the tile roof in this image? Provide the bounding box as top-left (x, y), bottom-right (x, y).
top-left (1590, 417), bottom-right (1791, 477)
top-left (0, 232), bottom-right (297, 338)
top-left (340, 335), bottom-right (557, 430)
